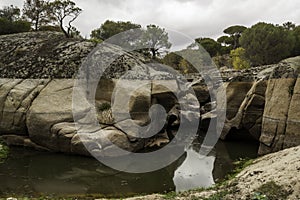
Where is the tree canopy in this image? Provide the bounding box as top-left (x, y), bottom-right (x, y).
top-left (292, 26), bottom-right (300, 56)
top-left (47, 0), bottom-right (82, 38)
top-left (195, 37), bottom-right (221, 57)
top-left (90, 20), bottom-right (141, 40)
top-left (0, 0), bottom-right (82, 37)
top-left (223, 25), bottom-right (247, 49)
top-left (0, 5), bottom-right (31, 35)
top-left (240, 22), bottom-right (295, 66)
top-left (283, 22), bottom-right (296, 31)
top-left (140, 24), bottom-right (172, 59)
top-left (22, 0), bottom-right (49, 31)
top-left (0, 5), bottom-right (20, 21)
top-left (217, 35), bottom-right (234, 47)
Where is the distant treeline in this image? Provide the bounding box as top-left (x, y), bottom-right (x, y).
top-left (1, 0), bottom-right (300, 70)
top-left (197, 22), bottom-right (300, 68)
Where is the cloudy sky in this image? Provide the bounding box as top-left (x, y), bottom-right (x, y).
top-left (1, 0), bottom-right (300, 39)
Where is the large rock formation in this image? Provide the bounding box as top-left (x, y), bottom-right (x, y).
top-left (0, 32), bottom-right (300, 156)
top-left (0, 32), bottom-right (95, 79)
top-left (0, 77), bottom-right (201, 156)
top-left (0, 32), bottom-right (200, 156)
top-left (220, 58), bottom-right (300, 155)
top-left (258, 57), bottom-right (300, 155)
top-left (201, 57), bottom-right (300, 155)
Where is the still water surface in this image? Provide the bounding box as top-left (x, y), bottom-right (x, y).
top-left (0, 139), bottom-right (258, 198)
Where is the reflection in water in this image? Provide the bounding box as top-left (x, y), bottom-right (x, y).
top-left (0, 139), bottom-right (258, 197)
top-left (173, 147), bottom-right (215, 192)
top-left (0, 148), bottom-right (177, 197)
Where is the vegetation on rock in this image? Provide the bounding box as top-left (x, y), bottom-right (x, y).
top-left (91, 20), bottom-right (141, 41)
top-left (97, 102), bottom-right (111, 112)
top-left (230, 47), bottom-right (251, 70)
top-left (0, 141), bottom-right (8, 163)
top-left (252, 181), bottom-right (291, 200)
top-left (0, 5), bottom-right (31, 35)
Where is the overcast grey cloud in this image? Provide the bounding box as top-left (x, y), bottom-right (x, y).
top-left (1, 0), bottom-right (300, 39)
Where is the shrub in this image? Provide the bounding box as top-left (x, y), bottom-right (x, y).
top-left (0, 141), bottom-right (8, 163)
top-left (89, 38), bottom-right (103, 44)
top-left (230, 47), bottom-right (251, 69)
top-left (97, 102), bottom-right (111, 112)
top-left (252, 181), bottom-right (291, 200)
top-left (39, 25), bottom-right (61, 32)
top-left (0, 18), bottom-right (31, 35)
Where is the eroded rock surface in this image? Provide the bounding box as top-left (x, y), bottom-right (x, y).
top-left (0, 32), bottom-right (95, 79)
top-left (259, 57), bottom-right (300, 155)
top-left (0, 32), bottom-right (300, 156)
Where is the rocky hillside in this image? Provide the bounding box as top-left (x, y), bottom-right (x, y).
top-left (0, 32), bottom-right (300, 157)
top-left (0, 32), bottom-right (95, 78)
top-left (0, 31), bottom-right (274, 80)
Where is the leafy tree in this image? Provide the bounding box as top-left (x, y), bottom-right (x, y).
top-left (0, 5), bottom-right (31, 35)
top-left (22, 0), bottom-right (50, 31)
top-left (0, 5), bottom-right (20, 21)
top-left (240, 22), bottom-right (295, 66)
top-left (230, 47), bottom-right (251, 69)
top-left (223, 25), bottom-right (247, 49)
top-left (195, 37), bottom-right (221, 57)
top-left (217, 35), bottom-right (234, 47)
top-left (219, 46), bottom-right (231, 55)
top-left (292, 26), bottom-right (300, 56)
top-left (283, 21), bottom-right (296, 31)
top-left (216, 36), bottom-right (233, 54)
top-left (47, 0), bottom-right (82, 38)
top-left (90, 20), bottom-right (141, 40)
top-left (140, 24), bottom-right (172, 59)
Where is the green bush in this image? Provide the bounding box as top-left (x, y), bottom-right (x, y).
top-left (230, 47), bottom-right (251, 69)
top-left (88, 38), bottom-right (103, 44)
top-left (39, 25), bottom-right (62, 32)
top-left (97, 102), bottom-right (111, 112)
top-left (0, 18), bottom-right (31, 35)
top-left (292, 26), bottom-right (300, 56)
top-left (0, 142), bottom-right (8, 163)
top-left (252, 181), bottom-right (291, 200)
